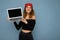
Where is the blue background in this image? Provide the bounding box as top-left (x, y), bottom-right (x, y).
top-left (0, 0), bottom-right (60, 40)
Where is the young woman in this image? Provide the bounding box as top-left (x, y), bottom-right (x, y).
top-left (13, 3), bottom-right (36, 40)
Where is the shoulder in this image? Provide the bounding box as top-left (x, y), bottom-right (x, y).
top-left (32, 15), bottom-right (36, 20)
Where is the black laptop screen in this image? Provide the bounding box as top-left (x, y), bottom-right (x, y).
top-left (8, 8), bottom-right (22, 18)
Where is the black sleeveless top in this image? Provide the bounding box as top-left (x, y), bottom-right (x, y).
top-left (13, 19), bottom-right (36, 31)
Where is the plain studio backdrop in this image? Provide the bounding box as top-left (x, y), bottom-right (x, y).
top-left (0, 0), bottom-right (60, 40)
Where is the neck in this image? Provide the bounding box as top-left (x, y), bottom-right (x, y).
top-left (27, 13), bottom-right (30, 16)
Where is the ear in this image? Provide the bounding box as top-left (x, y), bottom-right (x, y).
top-left (32, 16), bottom-right (36, 19)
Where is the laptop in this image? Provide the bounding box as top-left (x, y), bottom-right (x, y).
top-left (7, 7), bottom-right (23, 20)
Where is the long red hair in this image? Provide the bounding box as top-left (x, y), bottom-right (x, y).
top-left (23, 3), bottom-right (35, 18)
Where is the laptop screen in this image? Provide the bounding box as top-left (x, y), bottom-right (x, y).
top-left (7, 7), bottom-right (22, 20)
top-left (8, 9), bottom-right (22, 18)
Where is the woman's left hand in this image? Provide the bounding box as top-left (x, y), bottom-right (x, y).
top-left (20, 18), bottom-right (28, 24)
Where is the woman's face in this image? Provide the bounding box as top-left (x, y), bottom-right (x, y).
top-left (26, 6), bottom-right (32, 14)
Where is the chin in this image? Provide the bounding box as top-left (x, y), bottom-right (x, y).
top-left (27, 11), bottom-right (31, 14)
